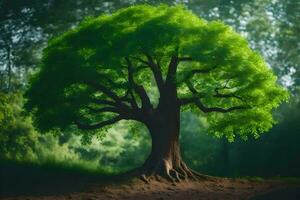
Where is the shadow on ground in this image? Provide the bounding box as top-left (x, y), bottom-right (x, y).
top-left (0, 160), bottom-right (117, 198)
top-left (1, 160), bottom-right (300, 200)
top-left (251, 186), bottom-right (300, 200)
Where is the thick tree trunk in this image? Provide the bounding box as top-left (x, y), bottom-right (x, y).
top-left (142, 110), bottom-right (182, 177)
top-left (137, 98), bottom-right (212, 182)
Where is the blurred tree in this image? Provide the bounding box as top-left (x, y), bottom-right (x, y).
top-left (0, 0), bottom-right (175, 92)
top-left (26, 5), bottom-right (287, 181)
top-left (273, 0), bottom-right (300, 89)
top-left (188, 0), bottom-right (299, 90)
top-left (1, 0), bottom-right (298, 91)
top-left (226, 94), bottom-right (300, 177)
top-left (0, 0), bottom-right (43, 91)
top-left (180, 112), bottom-right (225, 176)
top-left (0, 92), bottom-right (37, 160)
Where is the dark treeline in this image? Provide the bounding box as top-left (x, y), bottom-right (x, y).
top-left (181, 97), bottom-right (300, 177)
top-left (0, 0), bottom-right (299, 177)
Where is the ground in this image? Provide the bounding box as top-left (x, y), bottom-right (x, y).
top-left (1, 177), bottom-right (300, 200)
top-left (1, 161), bottom-right (300, 200)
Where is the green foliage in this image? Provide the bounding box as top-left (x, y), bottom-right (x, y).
top-left (33, 121), bottom-right (150, 172)
top-left (0, 92), bottom-right (38, 160)
top-left (26, 4), bottom-right (287, 141)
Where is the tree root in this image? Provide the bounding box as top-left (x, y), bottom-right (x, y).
top-left (137, 160), bottom-right (216, 183)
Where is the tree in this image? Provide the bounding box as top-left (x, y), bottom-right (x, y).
top-left (0, 92), bottom-right (38, 160)
top-left (0, 0), bottom-right (44, 92)
top-left (26, 5), bottom-right (288, 181)
top-left (273, 0), bottom-right (300, 89)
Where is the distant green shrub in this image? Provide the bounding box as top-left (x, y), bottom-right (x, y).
top-left (0, 92), bottom-right (38, 161)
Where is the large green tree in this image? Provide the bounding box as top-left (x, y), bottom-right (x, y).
top-left (26, 5), bottom-right (288, 181)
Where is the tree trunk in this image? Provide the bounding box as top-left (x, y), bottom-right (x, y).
top-left (7, 45), bottom-right (12, 91)
top-left (143, 108), bottom-right (182, 176)
top-left (137, 98), bottom-right (211, 182)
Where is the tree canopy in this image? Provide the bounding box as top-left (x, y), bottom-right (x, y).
top-left (26, 4), bottom-right (288, 141)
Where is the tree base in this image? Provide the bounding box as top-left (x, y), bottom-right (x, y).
top-left (132, 160), bottom-right (215, 183)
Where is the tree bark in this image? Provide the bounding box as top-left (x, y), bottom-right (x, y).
top-left (142, 107), bottom-right (182, 177)
top-left (136, 95), bottom-right (212, 182)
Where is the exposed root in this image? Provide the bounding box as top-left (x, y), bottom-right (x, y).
top-left (177, 166), bottom-right (188, 180)
top-left (136, 160), bottom-right (215, 183)
top-left (188, 168), bottom-right (216, 181)
top-left (140, 174), bottom-right (150, 184)
top-left (169, 169), bottom-right (181, 182)
top-left (180, 161), bottom-right (197, 181)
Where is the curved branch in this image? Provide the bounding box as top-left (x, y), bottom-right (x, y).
top-left (181, 66), bottom-right (218, 83)
top-left (75, 115), bottom-right (123, 130)
top-left (181, 81), bottom-right (250, 113)
top-left (178, 57), bottom-right (193, 62)
top-left (179, 96), bottom-right (249, 113)
top-left (91, 98), bottom-right (118, 107)
top-left (84, 80), bottom-right (136, 114)
top-left (123, 85), bottom-right (139, 110)
top-left (83, 80), bottom-right (121, 103)
top-left (213, 87), bottom-right (243, 100)
top-left (130, 56), bottom-right (149, 66)
top-left (165, 56), bottom-right (179, 86)
top-left (213, 79), bottom-right (244, 101)
top-left (98, 73), bottom-right (127, 89)
top-left (144, 54), bottom-right (165, 92)
top-left (91, 97), bottom-right (139, 120)
top-left (179, 97), bottom-right (197, 105)
top-left (194, 99), bottom-right (249, 113)
top-left (86, 106), bottom-right (119, 114)
top-left (125, 57), bottom-right (152, 111)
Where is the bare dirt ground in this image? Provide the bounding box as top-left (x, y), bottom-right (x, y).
top-left (1, 177), bottom-right (299, 200)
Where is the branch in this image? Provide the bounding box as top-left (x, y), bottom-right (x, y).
top-left (179, 97), bottom-right (198, 105)
top-left (165, 56), bottom-right (179, 86)
top-left (118, 90), bottom-right (135, 105)
top-left (144, 53), bottom-right (165, 92)
top-left (86, 106), bottom-right (119, 114)
top-left (185, 80), bottom-right (198, 95)
top-left (83, 80), bottom-right (121, 103)
top-left (178, 57), bottom-right (193, 62)
top-left (181, 65), bottom-right (218, 83)
top-left (122, 83), bottom-right (138, 110)
top-left (125, 57), bottom-right (152, 111)
top-left (91, 99), bottom-right (118, 107)
top-left (84, 80), bottom-right (138, 115)
top-left (130, 56), bottom-right (149, 65)
top-left (213, 87), bottom-right (243, 100)
top-left (75, 115), bottom-right (123, 130)
top-left (90, 97), bottom-right (138, 120)
top-left (212, 79), bottom-right (244, 101)
top-left (135, 65), bottom-right (149, 72)
top-left (194, 99), bottom-right (249, 113)
top-left (98, 73), bottom-right (126, 89)
top-left (182, 81), bottom-right (250, 113)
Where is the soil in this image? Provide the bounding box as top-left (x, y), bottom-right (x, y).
top-left (1, 177), bottom-right (299, 200)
